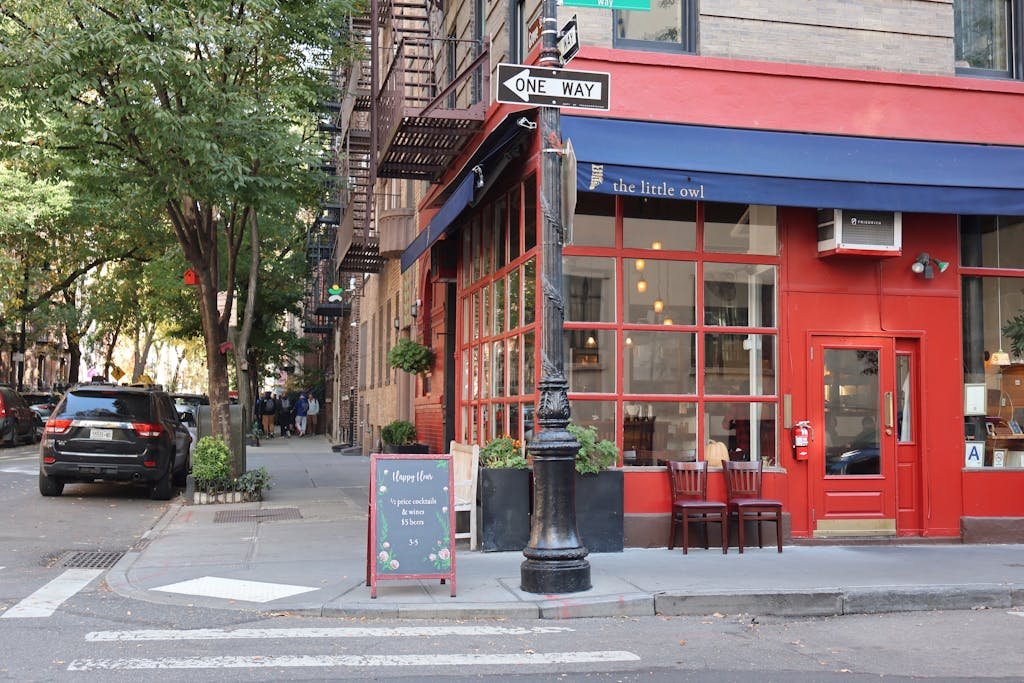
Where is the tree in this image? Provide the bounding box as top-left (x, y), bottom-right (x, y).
top-left (1, 1), bottom-right (359, 451)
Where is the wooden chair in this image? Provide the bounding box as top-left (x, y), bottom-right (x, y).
top-left (450, 441), bottom-right (480, 550)
top-left (722, 460), bottom-right (783, 553)
top-left (667, 460), bottom-right (728, 554)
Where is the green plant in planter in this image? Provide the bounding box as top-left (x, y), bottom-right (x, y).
top-left (234, 467), bottom-right (272, 499)
top-left (381, 419), bottom-right (417, 446)
top-left (1003, 312), bottom-right (1024, 357)
top-left (387, 338), bottom-right (434, 374)
top-left (481, 435), bottom-right (528, 469)
top-left (191, 436), bottom-right (232, 487)
top-left (567, 423), bottom-right (618, 474)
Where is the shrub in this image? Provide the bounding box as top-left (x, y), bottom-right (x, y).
top-left (481, 435), bottom-right (528, 469)
top-left (381, 419), bottom-right (417, 446)
top-left (234, 467), bottom-right (272, 499)
top-left (387, 338), bottom-right (434, 374)
top-left (567, 423), bottom-right (618, 474)
top-left (191, 436), bottom-right (232, 485)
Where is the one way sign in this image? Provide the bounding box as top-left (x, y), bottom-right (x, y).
top-left (496, 63), bottom-right (610, 110)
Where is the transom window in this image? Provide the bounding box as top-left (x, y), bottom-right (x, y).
top-left (955, 0), bottom-right (1023, 79)
top-left (614, 0), bottom-right (697, 54)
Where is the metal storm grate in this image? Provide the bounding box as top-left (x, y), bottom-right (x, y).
top-left (214, 507), bottom-right (303, 524)
top-left (58, 551), bottom-right (125, 569)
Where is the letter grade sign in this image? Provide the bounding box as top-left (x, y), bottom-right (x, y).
top-left (496, 63), bottom-right (610, 110)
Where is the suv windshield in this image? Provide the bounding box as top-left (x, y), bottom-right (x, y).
top-left (60, 390), bottom-right (151, 420)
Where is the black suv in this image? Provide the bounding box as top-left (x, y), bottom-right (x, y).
top-left (39, 383), bottom-right (192, 499)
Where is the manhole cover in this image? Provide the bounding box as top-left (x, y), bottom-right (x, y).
top-left (214, 507), bottom-right (302, 524)
top-left (57, 551), bottom-right (125, 569)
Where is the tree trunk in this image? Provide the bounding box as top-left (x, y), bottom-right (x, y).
top-left (230, 210), bottom-right (260, 475)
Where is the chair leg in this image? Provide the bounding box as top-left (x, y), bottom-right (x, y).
top-left (757, 516), bottom-right (764, 549)
top-left (702, 514), bottom-right (710, 550)
top-left (719, 511), bottom-right (728, 554)
top-left (668, 514), bottom-right (677, 550)
top-left (682, 515), bottom-right (690, 555)
top-left (775, 511), bottom-right (783, 553)
top-left (736, 512), bottom-right (745, 553)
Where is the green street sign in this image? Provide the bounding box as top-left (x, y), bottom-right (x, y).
top-left (559, 0), bottom-right (650, 9)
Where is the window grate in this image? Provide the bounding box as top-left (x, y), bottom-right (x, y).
top-left (214, 507), bottom-right (302, 524)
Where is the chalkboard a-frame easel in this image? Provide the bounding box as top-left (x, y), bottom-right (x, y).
top-left (368, 453), bottom-right (456, 598)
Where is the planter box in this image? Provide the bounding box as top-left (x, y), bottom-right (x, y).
top-left (478, 467), bottom-right (531, 552)
top-left (575, 469), bottom-right (624, 552)
top-left (382, 443), bottom-right (430, 454)
top-left (185, 474), bottom-right (261, 505)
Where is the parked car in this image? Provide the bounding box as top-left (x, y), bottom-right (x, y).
top-left (39, 383), bottom-right (192, 499)
top-left (0, 385), bottom-right (38, 446)
top-left (22, 391), bottom-right (62, 441)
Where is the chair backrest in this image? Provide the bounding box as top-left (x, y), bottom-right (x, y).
top-left (449, 440), bottom-right (480, 507)
top-left (667, 460), bottom-right (709, 502)
top-left (723, 460), bottom-right (763, 500)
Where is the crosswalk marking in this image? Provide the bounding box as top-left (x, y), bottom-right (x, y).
top-left (151, 576), bottom-right (318, 603)
top-left (86, 625), bottom-right (575, 641)
top-left (1, 569), bottom-right (103, 619)
top-left (67, 651), bottom-right (641, 671)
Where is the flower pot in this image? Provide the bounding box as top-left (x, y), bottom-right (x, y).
top-left (575, 469), bottom-right (624, 552)
top-left (382, 443), bottom-right (430, 454)
top-left (478, 467), bottom-right (531, 552)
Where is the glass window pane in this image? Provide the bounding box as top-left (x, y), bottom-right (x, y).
top-left (509, 335), bottom-right (520, 396)
top-left (564, 256), bottom-right (616, 322)
top-left (481, 342), bottom-right (490, 399)
top-left (523, 258), bottom-right (536, 325)
top-left (569, 399), bottom-right (616, 444)
top-left (472, 217), bottom-right (481, 281)
top-left (622, 401), bottom-right (697, 466)
top-left (462, 231), bottom-right (471, 286)
top-left (623, 197), bottom-right (695, 250)
top-left (566, 329), bottom-right (616, 393)
top-left (571, 192), bottom-right (616, 247)
top-left (624, 258), bottom-right (695, 325)
top-left (523, 331), bottom-right (535, 394)
top-left (509, 189), bottom-right (521, 260)
top-left (704, 203), bottom-right (778, 255)
top-left (472, 291), bottom-right (480, 339)
top-left (954, 0), bottom-right (1010, 71)
top-left (509, 267), bottom-right (521, 329)
top-left (494, 198), bottom-right (507, 268)
top-left (897, 354), bottom-right (912, 443)
top-left (461, 351), bottom-right (469, 400)
top-left (472, 346), bottom-right (479, 400)
top-left (494, 278), bottom-right (505, 335)
top-left (493, 340), bottom-right (505, 398)
top-left (481, 207), bottom-right (492, 276)
top-left (509, 402), bottom-right (521, 440)
top-left (960, 215), bottom-right (1024, 269)
top-left (493, 403), bottom-right (505, 439)
top-left (482, 284), bottom-right (491, 337)
top-left (616, 4), bottom-right (684, 46)
top-left (704, 333), bottom-right (776, 396)
top-left (704, 263), bottom-right (776, 328)
top-left (704, 402), bottom-right (777, 465)
top-left (824, 348), bottom-right (880, 476)
top-left (524, 178), bottom-right (537, 252)
top-left (623, 330), bottom-right (695, 394)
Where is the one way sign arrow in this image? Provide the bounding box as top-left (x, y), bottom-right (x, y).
top-left (496, 63), bottom-right (610, 110)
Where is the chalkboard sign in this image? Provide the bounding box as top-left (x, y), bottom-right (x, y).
top-left (368, 453), bottom-right (456, 598)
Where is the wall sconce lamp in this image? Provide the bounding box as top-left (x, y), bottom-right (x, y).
top-left (911, 252), bottom-right (949, 279)
top-left (393, 317), bottom-right (401, 330)
top-left (584, 334), bottom-right (597, 348)
top-left (410, 299), bottom-right (420, 318)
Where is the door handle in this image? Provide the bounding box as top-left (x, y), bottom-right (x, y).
top-left (884, 391), bottom-right (894, 434)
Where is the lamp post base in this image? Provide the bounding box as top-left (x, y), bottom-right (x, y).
top-left (520, 558), bottom-right (591, 594)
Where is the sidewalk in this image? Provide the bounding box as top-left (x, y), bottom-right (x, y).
top-left (106, 435), bottom-right (1024, 620)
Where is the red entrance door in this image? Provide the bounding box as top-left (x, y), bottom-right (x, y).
top-left (809, 335), bottom-right (902, 537)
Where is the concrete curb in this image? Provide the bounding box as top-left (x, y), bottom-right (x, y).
top-left (842, 583), bottom-right (1013, 614)
top-left (656, 589), bottom-right (844, 617)
top-left (105, 501), bottom-right (185, 602)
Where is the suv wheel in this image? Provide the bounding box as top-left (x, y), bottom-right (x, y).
top-left (39, 471), bottom-right (64, 497)
top-left (149, 463), bottom-right (174, 501)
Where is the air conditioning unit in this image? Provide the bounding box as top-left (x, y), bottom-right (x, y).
top-left (817, 209), bottom-right (902, 257)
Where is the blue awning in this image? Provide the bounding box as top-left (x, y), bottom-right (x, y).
top-left (562, 116), bottom-right (1024, 215)
top-left (401, 115), bottom-right (534, 272)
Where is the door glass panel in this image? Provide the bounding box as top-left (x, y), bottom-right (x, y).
top-left (824, 348), bottom-right (880, 476)
top-left (897, 354), bottom-right (912, 443)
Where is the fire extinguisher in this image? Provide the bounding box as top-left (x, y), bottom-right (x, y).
top-left (792, 420), bottom-right (812, 461)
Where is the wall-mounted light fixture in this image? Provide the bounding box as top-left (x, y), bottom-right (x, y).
top-left (584, 335), bottom-right (597, 348)
top-left (911, 252), bottom-right (949, 279)
top-left (410, 298), bottom-right (420, 318)
top-left (393, 317), bottom-right (401, 330)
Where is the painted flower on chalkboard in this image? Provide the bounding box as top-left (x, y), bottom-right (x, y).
top-left (378, 547), bottom-right (400, 572)
top-left (431, 541), bottom-right (451, 571)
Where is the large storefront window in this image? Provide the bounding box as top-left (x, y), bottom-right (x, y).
top-left (565, 195), bottom-right (779, 467)
top-left (961, 216), bottom-right (1024, 462)
top-left (459, 177), bottom-right (538, 449)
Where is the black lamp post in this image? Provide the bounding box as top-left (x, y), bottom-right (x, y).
top-left (520, 0), bottom-right (591, 594)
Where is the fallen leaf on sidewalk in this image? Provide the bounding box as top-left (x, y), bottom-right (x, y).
top-left (678, 640), bottom-right (687, 646)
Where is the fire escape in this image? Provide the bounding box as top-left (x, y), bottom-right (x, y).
top-left (333, 0), bottom-right (490, 273)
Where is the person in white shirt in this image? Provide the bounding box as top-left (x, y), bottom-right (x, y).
top-left (307, 392), bottom-right (320, 435)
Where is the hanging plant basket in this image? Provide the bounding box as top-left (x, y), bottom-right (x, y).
top-left (387, 338), bottom-right (434, 374)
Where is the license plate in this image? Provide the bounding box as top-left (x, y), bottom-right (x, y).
top-left (90, 428), bottom-right (113, 441)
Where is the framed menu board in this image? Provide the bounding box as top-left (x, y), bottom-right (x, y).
top-left (368, 453), bottom-right (456, 598)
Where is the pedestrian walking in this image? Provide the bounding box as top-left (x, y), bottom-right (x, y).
top-left (277, 393), bottom-right (292, 437)
top-left (294, 392), bottom-right (309, 436)
top-left (307, 392), bottom-right (320, 435)
top-left (259, 391), bottom-right (277, 438)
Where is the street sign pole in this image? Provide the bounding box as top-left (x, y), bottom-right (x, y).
top-left (520, 0), bottom-right (591, 595)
